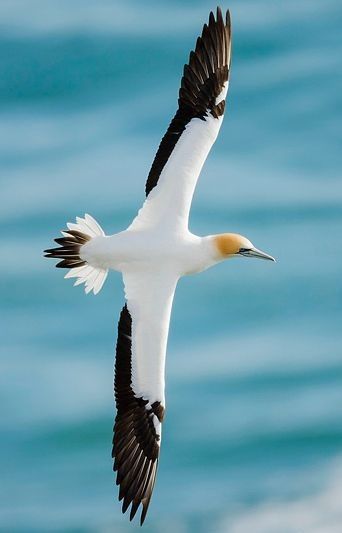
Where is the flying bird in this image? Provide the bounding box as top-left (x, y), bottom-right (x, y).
top-left (45, 7), bottom-right (275, 525)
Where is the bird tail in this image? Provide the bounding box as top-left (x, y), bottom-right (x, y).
top-left (44, 214), bottom-right (108, 295)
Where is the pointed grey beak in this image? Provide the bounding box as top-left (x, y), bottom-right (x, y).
top-left (239, 247), bottom-right (276, 262)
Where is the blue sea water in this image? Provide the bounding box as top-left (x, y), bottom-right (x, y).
top-left (0, 1), bottom-right (342, 531)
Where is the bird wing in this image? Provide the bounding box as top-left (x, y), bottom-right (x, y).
top-left (129, 8), bottom-right (231, 232)
top-left (112, 270), bottom-right (178, 525)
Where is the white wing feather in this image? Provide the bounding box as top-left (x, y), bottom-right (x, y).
top-left (128, 111), bottom-right (226, 233)
top-left (122, 269), bottom-right (178, 405)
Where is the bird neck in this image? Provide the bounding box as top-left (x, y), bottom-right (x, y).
top-left (189, 234), bottom-right (230, 273)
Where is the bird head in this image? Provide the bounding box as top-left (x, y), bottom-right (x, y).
top-left (214, 233), bottom-right (275, 262)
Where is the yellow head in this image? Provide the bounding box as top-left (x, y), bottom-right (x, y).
top-left (214, 233), bottom-right (275, 261)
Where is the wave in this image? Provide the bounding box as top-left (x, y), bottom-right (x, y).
top-left (223, 456), bottom-right (342, 533)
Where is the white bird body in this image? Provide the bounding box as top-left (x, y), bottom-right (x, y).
top-left (45, 8), bottom-right (274, 525)
top-left (81, 229), bottom-right (217, 276)
top-left (81, 229), bottom-right (219, 409)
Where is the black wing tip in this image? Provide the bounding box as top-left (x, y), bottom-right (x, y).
top-left (116, 462), bottom-right (156, 526)
top-left (225, 9), bottom-right (231, 28)
top-left (114, 429), bottom-right (158, 525)
top-left (215, 6), bottom-right (223, 23)
top-left (216, 6), bottom-right (230, 18)
top-left (196, 7), bottom-right (231, 68)
top-left (118, 487), bottom-right (152, 526)
top-left (119, 498), bottom-right (146, 526)
top-left (210, 6), bottom-right (231, 26)
top-left (140, 502), bottom-right (149, 526)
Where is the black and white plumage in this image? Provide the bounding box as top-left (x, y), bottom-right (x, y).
top-left (145, 7), bottom-right (231, 196)
top-left (45, 6), bottom-right (275, 526)
top-left (113, 305), bottom-right (164, 524)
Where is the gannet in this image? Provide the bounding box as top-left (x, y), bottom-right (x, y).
top-left (45, 7), bottom-right (275, 525)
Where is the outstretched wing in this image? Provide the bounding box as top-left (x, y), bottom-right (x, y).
top-left (129, 7), bottom-right (231, 232)
top-left (112, 271), bottom-right (178, 525)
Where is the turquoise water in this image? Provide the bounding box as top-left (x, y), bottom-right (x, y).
top-left (1, 1), bottom-right (342, 531)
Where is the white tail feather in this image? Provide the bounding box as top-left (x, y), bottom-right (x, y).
top-left (63, 214), bottom-right (108, 295)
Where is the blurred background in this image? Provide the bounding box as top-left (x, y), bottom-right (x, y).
top-left (1, 0), bottom-right (341, 531)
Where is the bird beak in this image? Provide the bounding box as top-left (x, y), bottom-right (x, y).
top-left (240, 247), bottom-right (276, 262)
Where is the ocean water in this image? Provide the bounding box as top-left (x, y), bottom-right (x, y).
top-left (1, 1), bottom-right (342, 531)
